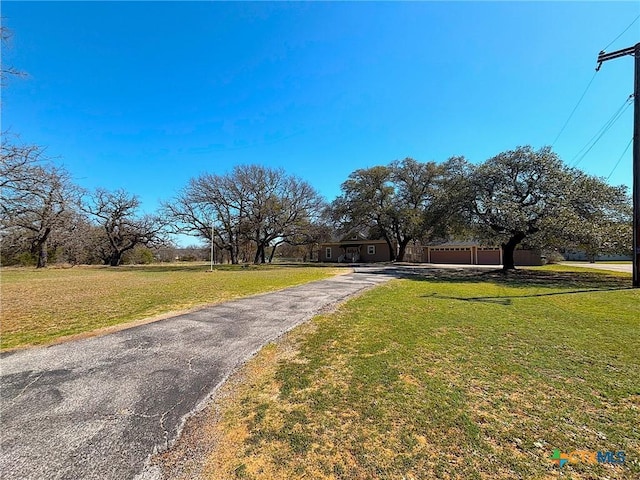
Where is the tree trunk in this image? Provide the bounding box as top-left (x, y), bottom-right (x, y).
top-left (254, 244), bottom-right (267, 264)
top-left (502, 232), bottom-right (526, 271)
top-left (232, 236), bottom-right (239, 264)
top-left (109, 251), bottom-right (123, 267)
top-left (268, 245), bottom-right (276, 263)
top-left (35, 239), bottom-right (48, 268)
top-left (396, 239), bottom-right (410, 262)
top-left (32, 228), bottom-right (52, 268)
top-left (381, 233), bottom-right (396, 261)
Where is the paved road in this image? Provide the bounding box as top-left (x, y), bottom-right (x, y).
top-left (559, 262), bottom-right (633, 274)
top-left (0, 267), bottom-right (396, 480)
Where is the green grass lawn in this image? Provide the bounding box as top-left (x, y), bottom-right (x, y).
top-left (0, 263), bottom-right (342, 350)
top-left (561, 261), bottom-right (632, 264)
top-left (185, 267), bottom-right (639, 480)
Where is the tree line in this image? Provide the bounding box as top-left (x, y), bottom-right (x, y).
top-left (333, 146), bottom-right (630, 270)
top-left (0, 139), bottom-right (632, 270)
top-left (1, 25), bottom-right (631, 270)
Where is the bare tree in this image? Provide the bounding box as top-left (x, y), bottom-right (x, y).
top-left (166, 165), bottom-right (325, 264)
top-left (47, 213), bottom-right (106, 265)
top-left (281, 217), bottom-right (333, 262)
top-left (1, 141), bottom-right (78, 267)
top-left (164, 172), bottom-right (248, 264)
top-left (83, 188), bottom-right (165, 266)
top-left (1, 25), bottom-right (27, 87)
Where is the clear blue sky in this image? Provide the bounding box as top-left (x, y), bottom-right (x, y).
top-left (2, 2), bottom-right (639, 227)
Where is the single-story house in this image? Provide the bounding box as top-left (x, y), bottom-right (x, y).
top-left (319, 235), bottom-right (542, 266)
top-left (319, 233), bottom-right (392, 263)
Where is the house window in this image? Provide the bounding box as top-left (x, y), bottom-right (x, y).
top-left (325, 247), bottom-right (332, 259)
top-left (367, 245), bottom-right (376, 255)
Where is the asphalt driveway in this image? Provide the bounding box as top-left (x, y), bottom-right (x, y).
top-left (559, 262), bottom-right (633, 274)
top-left (0, 267), bottom-right (397, 480)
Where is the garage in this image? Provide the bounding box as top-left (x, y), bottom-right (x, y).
top-left (428, 247), bottom-right (473, 264)
top-left (477, 247), bottom-right (501, 265)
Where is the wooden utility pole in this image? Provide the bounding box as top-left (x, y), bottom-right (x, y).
top-left (597, 42), bottom-right (640, 287)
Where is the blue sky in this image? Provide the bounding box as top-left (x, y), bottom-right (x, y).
top-left (2, 1), bottom-right (639, 235)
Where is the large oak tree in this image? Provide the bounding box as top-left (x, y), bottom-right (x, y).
top-left (471, 145), bottom-right (631, 270)
top-left (331, 158), bottom-right (467, 261)
top-left (165, 165), bottom-right (325, 264)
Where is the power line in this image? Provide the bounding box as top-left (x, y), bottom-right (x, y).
top-left (573, 100), bottom-right (632, 167)
top-left (570, 95), bottom-right (631, 166)
top-left (551, 15), bottom-right (639, 148)
top-left (601, 14), bottom-right (640, 52)
top-left (606, 137), bottom-right (633, 181)
top-left (570, 94), bottom-right (633, 167)
top-left (551, 71), bottom-right (598, 146)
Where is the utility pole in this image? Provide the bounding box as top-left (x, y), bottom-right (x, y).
top-left (210, 224), bottom-right (215, 271)
top-left (597, 42), bottom-right (640, 287)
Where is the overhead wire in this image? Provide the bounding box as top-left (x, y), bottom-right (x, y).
top-left (601, 14), bottom-right (640, 52)
top-left (551, 71), bottom-right (598, 146)
top-left (551, 14), bottom-right (639, 150)
top-left (591, 16), bottom-right (639, 181)
top-left (606, 137), bottom-right (633, 181)
top-left (570, 94), bottom-right (633, 168)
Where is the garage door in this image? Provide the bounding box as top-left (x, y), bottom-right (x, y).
top-left (430, 248), bottom-right (473, 264)
top-left (477, 249), bottom-right (500, 265)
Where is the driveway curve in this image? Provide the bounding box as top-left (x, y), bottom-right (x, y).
top-left (0, 267), bottom-right (395, 480)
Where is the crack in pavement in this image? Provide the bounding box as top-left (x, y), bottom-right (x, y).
top-left (0, 267), bottom-right (398, 480)
top-left (8, 371), bottom-right (44, 404)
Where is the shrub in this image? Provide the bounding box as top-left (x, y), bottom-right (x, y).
top-left (542, 250), bottom-right (565, 265)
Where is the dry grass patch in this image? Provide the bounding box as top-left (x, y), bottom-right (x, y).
top-left (154, 267), bottom-right (639, 480)
top-left (0, 264), bottom-right (342, 350)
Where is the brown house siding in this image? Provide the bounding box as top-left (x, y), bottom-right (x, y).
top-left (322, 240), bottom-right (541, 265)
top-left (319, 241), bottom-right (391, 263)
top-left (321, 245), bottom-right (335, 262)
top-left (360, 243), bottom-right (391, 262)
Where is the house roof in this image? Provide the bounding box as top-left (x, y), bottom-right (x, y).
top-left (338, 231), bottom-right (368, 242)
top-left (424, 240), bottom-right (494, 248)
top-left (321, 239), bottom-right (389, 247)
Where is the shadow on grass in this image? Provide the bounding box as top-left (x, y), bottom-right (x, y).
top-left (354, 266), bottom-right (634, 306)
top-left (421, 286), bottom-right (633, 305)
top-left (361, 265), bottom-right (633, 291)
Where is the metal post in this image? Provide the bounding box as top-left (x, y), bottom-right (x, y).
top-left (633, 43), bottom-right (640, 287)
top-left (210, 224), bottom-right (214, 271)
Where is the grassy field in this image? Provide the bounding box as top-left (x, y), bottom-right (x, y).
top-left (0, 263), bottom-right (342, 350)
top-left (158, 266), bottom-right (639, 480)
